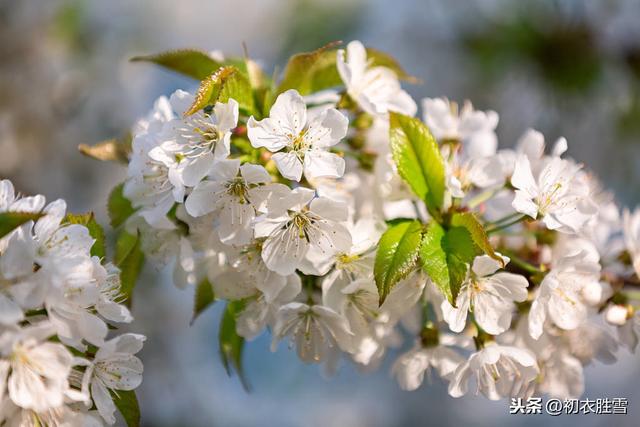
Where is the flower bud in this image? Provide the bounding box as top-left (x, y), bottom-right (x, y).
top-left (605, 304), bottom-right (629, 326)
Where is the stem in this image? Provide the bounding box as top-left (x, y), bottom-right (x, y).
top-left (486, 215), bottom-right (527, 234)
top-left (623, 290), bottom-right (640, 301)
top-left (467, 188), bottom-right (500, 209)
top-left (488, 211), bottom-right (522, 226)
top-left (500, 249), bottom-right (542, 275)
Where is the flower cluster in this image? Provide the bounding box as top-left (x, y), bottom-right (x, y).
top-left (0, 180), bottom-right (144, 425)
top-left (115, 40), bottom-right (640, 401)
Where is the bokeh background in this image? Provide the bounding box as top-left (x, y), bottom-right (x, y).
top-left (2, 0), bottom-right (639, 426)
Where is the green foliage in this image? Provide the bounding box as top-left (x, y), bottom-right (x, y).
top-left (131, 49), bottom-right (223, 80)
top-left (374, 220), bottom-right (423, 304)
top-left (63, 212), bottom-right (106, 260)
top-left (115, 231), bottom-right (145, 304)
top-left (389, 112), bottom-right (446, 215)
top-left (420, 221), bottom-right (476, 305)
top-left (112, 390), bottom-right (140, 427)
top-left (365, 47), bottom-right (420, 83)
top-left (450, 212), bottom-right (503, 265)
top-left (186, 66), bottom-right (255, 116)
top-left (191, 278), bottom-right (215, 325)
top-left (274, 43), bottom-right (417, 99)
top-left (0, 212), bottom-right (43, 239)
top-left (108, 183), bottom-right (136, 228)
top-left (419, 213), bottom-right (502, 306)
top-left (219, 300), bottom-right (250, 391)
top-left (275, 42), bottom-right (342, 96)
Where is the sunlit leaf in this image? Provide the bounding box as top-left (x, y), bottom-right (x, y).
top-left (374, 219), bottom-right (423, 304)
top-left (0, 212), bottom-right (43, 239)
top-left (131, 49), bottom-right (222, 80)
top-left (219, 300), bottom-right (250, 391)
top-left (191, 278), bottom-right (215, 325)
top-left (115, 231), bottom-right (144, 304)
top-left (420, 221), bottom-right (478, 305)
top-left (108, 183), bottom-right (136, 228)
top-left (186, 66), bottom-right (254, 116)
top-left (112, 390), bottom-right (140, 427)
top-left (389, 112), bottom-right (446, 215)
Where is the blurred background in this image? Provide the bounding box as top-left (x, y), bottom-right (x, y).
top-left (1, 0), bottom-right (639, 425)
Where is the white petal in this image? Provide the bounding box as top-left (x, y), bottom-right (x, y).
top-left (471, 255), bottom-right (502, 277)
top-left (309, 197), bottom-right (349, 222)
top-left (510, 155), bottom-right (538, 196)
top-left (269, 89), bottom-right (307, 136)
top-left (92, 380), bottom-right (117, 425)
top-left (213, 99), bottom-right (239, 132)
top-left (185, 181), bottom-right (223, 217)
top-left (0, 293), bottom-right (23, 325)
top-left (240, 163), bottom-right (271, 184)
top-left (272, 152), bottom-right (304, 181)
top-left (181, 152), bottom-right (215, 187)
top-left (246, 117), bottom-right (290, 151)
top-left (512, 190), bottom-right (538, 219)
top-left (304, 150), bottom-right (345, 179)
top-left (96, 300), bottom-right (133, 323)
top-left (211, 158), bottom-right (241, 181)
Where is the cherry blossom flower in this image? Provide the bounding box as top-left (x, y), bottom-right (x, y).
top-left (255, 187), bottom-right (351, 275)
top-left (448, 344), bottom-right (538, 400)
top-left (247, 89), bottom-right (348, 181)
top-left (528, 250), bottom-right (601, 339)
top-left (511, 154), bottom-right (597, 233)
top-left (441, 255), bottom-right (529, 335)
top-left (392, 335), bottom-right (469, 391)
top-left (185, 159), bottom-right (284, 245)
top-left (150, 90), bottom-right (239, 189)
top-left (337, 41), bottom-right (416, 116)
top-left (271, 302), bottom-right (355, 362)
top-left (80, 334), bottom-right (145, 425)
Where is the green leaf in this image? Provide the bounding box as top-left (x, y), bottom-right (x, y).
top-left (112, 390), bottom-right (140, 427)
top-left (419, 221), bottom-right (478, 305)
top-left (389, 112), bottom-right (446, 214)
top-left (63, 212), bottom-right (106, 260)
top-left (0, 212), bottom-right (43, 239)
top-left (273, 43), bottom-right (418, 98)
top-left (191, 278), bottom-right (215, 325)
top-left (450, 212), bottom-right (503, 265)
top-left (374, 219), bottom-right (423, 304)
top-left (185, 66), bottom-right (254, 116)
top-left (108, 183), bottom-right (136, 228)
top-left (366, 47), bottom-right (420, 83)
top-left (275, 41), bottom-right (342, 96)
top-left (219, 300), bottom-right (250, 391)
top-left (115, 231), bottom-right (145, 303)
top-left (131, 49), bottom-right (222, 80)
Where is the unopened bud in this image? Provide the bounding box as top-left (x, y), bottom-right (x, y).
top-left (605, 304), bottom-right (629, 326)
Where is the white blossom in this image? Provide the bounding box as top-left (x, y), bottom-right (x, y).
top-left (150, 90), bottom-right (238, 189)
top-left (247, 89), bottom-right (348, 181)
top-left (255, 187), bottom-right (351, 275)
top-left (441, 255), bottom-right (528, 335)
top-left (271, 302), bottom-right (355, 362)
top-left (448, 344), bottom-right (538, 400)
top-left (337, 41), bottom-right (416, 116)
top-left (528, 249), bottom-right (601, 339)
top-left (511, 154), bottom-right (597, 233)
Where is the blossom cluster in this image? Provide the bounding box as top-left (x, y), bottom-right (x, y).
top-left (117, 40), bottom-right (640, 401)
top-left (0, 180), bottom-right (144, 426)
